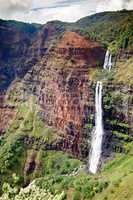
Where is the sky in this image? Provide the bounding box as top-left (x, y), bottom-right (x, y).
top-left (0, 0), bottom-right (133, 24)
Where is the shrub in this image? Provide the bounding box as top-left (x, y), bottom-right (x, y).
top-left (73, 191), bottom-right (81, 200)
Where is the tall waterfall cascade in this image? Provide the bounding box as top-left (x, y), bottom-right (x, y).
top-left (103, 50), bottom-right (112, 71)
top-left (89, 49), bottom-right (111, 174)
top-left (89, 81), bottom-right (104, 174)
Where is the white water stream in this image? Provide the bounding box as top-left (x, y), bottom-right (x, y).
top-left (103, 50), bottom-right (112, 71)
top-left (89, 81), bottom-right (104, 174)
top-left (89, 49), bottom-right (112, 174)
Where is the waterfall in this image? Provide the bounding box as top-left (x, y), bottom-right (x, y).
top-left (88, 48), bottom-right (112, 174)
top-left (103, 50), bottom-right (109, 69)
top-left (89, 81), bottom-right (104, 174)
top-left (103, 50), bottom-right (112, 70)
top-left (108, 54), bottom-right (112, 71)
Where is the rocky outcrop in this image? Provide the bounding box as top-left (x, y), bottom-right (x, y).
top-left (117, 49), bottom-right (133, 60)
top-left (100, 55), bottom-right (133, 159)
top-left (24, 151), bottom-right (37, 176)
top-left (102, 83), bottom-right (133, 157)
top-left (0, 106), bottom-right (16, 135)
top-left (0, 92), bottom-right (16, 134)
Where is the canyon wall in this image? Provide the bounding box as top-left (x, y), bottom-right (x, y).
top-left (34, 32), bottom-right (105, 158)
top-left (0, 19), bottom-right (133, 161)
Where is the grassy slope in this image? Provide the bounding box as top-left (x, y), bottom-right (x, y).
top-left (23, 148), bottom-right (132, 200)
top-left (114, 57), bottom-right (133, 85)
top-left (0, 151), bottom-right (133, 200)
top-left (94, 151), bottom-right (133, 200)
top-left (75, 10), bottom-right (133, 51)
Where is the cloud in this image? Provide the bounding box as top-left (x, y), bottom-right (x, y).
top-left (0, 0), bottom-right (132, 24)
top-left (96, 0), bottom-right (133, 12)
top-left (0, 0), bottom-right (31, 13)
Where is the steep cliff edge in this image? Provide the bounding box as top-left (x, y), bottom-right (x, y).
top-left (103, 56), bottom-right (133, 155)
top-left (38, 31), bottom-right (105, 158)
top-left (0, 20), bottom-right (41, 91)
top-left (0, 21), bottom-right (66, 135)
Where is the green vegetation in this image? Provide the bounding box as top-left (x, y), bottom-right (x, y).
top-left (114, 58), bottom-right (133, 85)
top-left (1, 147), bottom-right (133, 200)
top-left (0, 135), bottom-right (25, 190)
top-left (0, 19), bottom-right (41, 34)
top-left (41, 151), bottom-right (81, 175)
top-left (112, 131), bottom-right (132, 141)
top-left (88, 68), bottom-right (115, 83)
top-left (76, 10), bottom-right (133, 51)
top-left (34, 173), bottom-right (108, 199)
top-left (40, 145), bottom-right (133, 200)
top-left (0, 182), bottom-right (66, 200)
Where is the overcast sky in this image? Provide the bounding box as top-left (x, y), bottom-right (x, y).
top-left (0, 0), bottom-right (133, 24)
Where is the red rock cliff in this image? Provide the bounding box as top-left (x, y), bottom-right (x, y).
top-left (39, 32), bottom-right (105, 157)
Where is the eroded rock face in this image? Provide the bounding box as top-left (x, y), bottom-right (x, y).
top-left (0, 21), bottom-right (66, 134)
top-left (102, 83), bottom-right (133, 157)
top-left (0, 21), bottom-right (62, 91)
top-left (0, 106), bottom-right (16, 135)
top-left (56, 31), bottom-right (105, 67)
top-left (39, 67), bottom-right (91, 157)
top-left (0, 20), bottom-right (37, 91)
top-left (0, 92), bottom-right (16, 134)
top-left (39, 32), bottom-right (105, 158)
